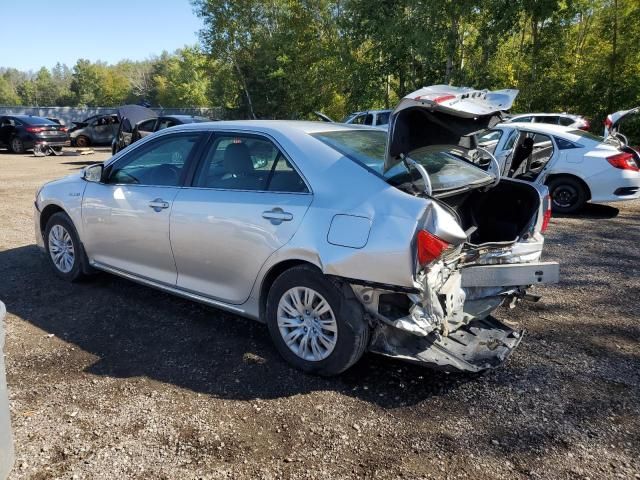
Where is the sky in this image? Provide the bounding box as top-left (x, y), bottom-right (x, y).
top-left (0, 0), bottom-right (204, 71)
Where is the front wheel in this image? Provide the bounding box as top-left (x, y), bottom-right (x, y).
top-left (44, 212), bottom-right (92, 282)
top-left (266, 265), bottom-right (369, 376)
top-left (547, 177), bottom-right (587, 214)
top-left (75, 135), bottom-right (90, 148)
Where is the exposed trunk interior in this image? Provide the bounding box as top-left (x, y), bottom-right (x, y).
top-left (439, 180), bottom-right (540, 244)
top-left (388, 108), bottom-right (504, 161)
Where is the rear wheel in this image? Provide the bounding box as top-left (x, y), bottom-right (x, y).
top-left (44, 212), bottom-right (92, 282)
top-left (547, 176), bottom-right (587, 214)
top-left (266, 265), bottom-right (369, 376)
top-left (75, 135), bottom-right (90, 148)
top-left (10, 137), bottom-right (25, 154)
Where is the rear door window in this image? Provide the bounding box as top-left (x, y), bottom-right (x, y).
top-left (535, 116), bottom-right (560, 125)
top-left (193, 134), bottom-right (308, 192)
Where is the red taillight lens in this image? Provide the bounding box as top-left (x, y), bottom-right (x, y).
top-left (60, 127), bottom-right (68, 132)
top-left (434, 94), bottom-right (456, 104)
top-left (25, 126), bottom-right (46, 133)
top-left (604, 117), bottom-right (613, 129)
top-left (606, 152), bottom-right (639, 172)
top-left (416, 230), bottom-right (450, 266)
top-left (541, 194), bottom-right (552, 233)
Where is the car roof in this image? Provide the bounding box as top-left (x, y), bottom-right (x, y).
top-left (510, 112), bottom-right (582, 119)
top-left (498, 121), bottom-right (599, 140)
top-left (348, 110), bottom-right (392, 115)
top-left (169, 119), bottom-right (382, 135)
top-left (160, 115), bottom-right (209, 122)
top-left (10, 115), bottom-right (54, 123)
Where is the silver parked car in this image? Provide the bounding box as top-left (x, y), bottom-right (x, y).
top-left (34, 86), bottom-right (559, 376)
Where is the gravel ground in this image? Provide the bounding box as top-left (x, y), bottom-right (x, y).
top-left (1, 148), bottom-right (639, 479)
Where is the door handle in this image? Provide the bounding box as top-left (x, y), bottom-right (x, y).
top-left (148, 198), bottom-right (170, 212)
top-left (262, 208), bottom-right (293, 224)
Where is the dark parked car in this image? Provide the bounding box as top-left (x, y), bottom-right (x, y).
top-left (132, 115), bottom-right (210, 141)
top-left (0, 115), bottom-right (69, 154)
top-left (69, 114), bottom-right (119, 147)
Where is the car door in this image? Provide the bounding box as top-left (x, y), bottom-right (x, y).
top-left (82, 131), bottom-right (206, 284)
top-left (91, 116), bottom-right (113, 144)
top-left (170, 132), bottom-right (313, 304)
top-left (0, 117), bottom-right (12, 146)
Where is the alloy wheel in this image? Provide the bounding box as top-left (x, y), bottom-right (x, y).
top-left (48, 224), bottom-right (75, 273)
top-left (277, 287), bottom-right (338, 362)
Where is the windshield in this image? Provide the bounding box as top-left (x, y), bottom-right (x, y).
top-left (568, 129), bottom-right (603, 142)
top-left (311, 129), bottom-right (493, 193)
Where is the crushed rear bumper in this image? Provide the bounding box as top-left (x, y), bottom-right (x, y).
top-left (369, 315), bottom-right (523, 372)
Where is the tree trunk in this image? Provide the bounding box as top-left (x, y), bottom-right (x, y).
top-left (234, 61), bottom-right (256, 119)
top-left (607, 0), bottom-right (618, 112)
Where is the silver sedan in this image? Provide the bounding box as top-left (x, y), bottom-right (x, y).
top-left (34, 87), bottom-right (559, 376)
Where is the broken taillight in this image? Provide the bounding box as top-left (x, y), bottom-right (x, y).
top-left (541, 194), bottom-right (552, 233)
top-left (416, 230), bottom-right (450, 266)
top-left (606, 152), bottom-right (639, 172)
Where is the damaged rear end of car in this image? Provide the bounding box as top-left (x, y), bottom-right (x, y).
top-left (351, 86), bottom-right (559, 372)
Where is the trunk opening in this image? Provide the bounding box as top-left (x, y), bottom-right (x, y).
top-left (439, 180), bottom-right (540, 244)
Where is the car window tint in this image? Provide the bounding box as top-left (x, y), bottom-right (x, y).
top-left (138, 119), bottom-right (156, 132)
top-left (504, 130), bottom-right (519, 150)
top-left (157, 119), bottom-right (176, 131)
top-left (555, 137), bottom-right (578, 149)
top-left (558, 116), bottom-right (574, 126)
top-left (535, 116), bottom-right (559, 124)
top-left (350, 115), bottom-right (367, 125)
top-left (194, 135), bottom-right (279, 191)
top-left (108, 134), bottom-right (201, 186)
top-left (363, 114), bottom-right (373, 125)
top-left (268, 156), bottom-right (308, 193)
top-left (513, 116), bottom-right (532, 123)
top-left (376, 112), bottom-right (390, 125)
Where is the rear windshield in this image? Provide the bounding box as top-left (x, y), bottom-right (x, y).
top-left (16, 116), bottom-right (57, 125)
top-left (311, 129), bottom-right (492, 193)
top-left (568, 129), bottom-right (603, 142)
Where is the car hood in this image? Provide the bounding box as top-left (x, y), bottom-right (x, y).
top-left (385, 85), bottom-right (518, 171)
top-left (116, 105), bottom-right (157, 128)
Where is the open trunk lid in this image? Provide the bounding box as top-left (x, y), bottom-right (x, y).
top-left (385, 85), bottom-right (518, 172)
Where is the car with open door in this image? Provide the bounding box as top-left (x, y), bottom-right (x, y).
top-left (477, 122), bottom-right (640, 213)
top-left (506, 112), bottom-right (590, 131)
top-left (69, 114), bottom-right (119, 147)
top-left (131, 115), bottom-right (211, 142)
top-left (34, 86), bottom-right (559, 376)
top-left (604, 107), bottom-right (640, 164)
top-left (314, 110), bottom-right (391, 129)
top-left (0, 115), bottom-right (69, 154)
top-left (111, 105), bottom-right (157, 155)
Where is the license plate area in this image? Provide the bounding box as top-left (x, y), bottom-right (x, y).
top-left (461, 262), bottom-right (559, 287)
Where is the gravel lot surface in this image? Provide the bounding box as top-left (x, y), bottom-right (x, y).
top-left (1, 148), bottom-right (639, 479)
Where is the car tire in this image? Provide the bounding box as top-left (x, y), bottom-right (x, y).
top-left (547, 176), bottom-right (587, 214)
top-left (75, 136), bottom-right (90, 148)
top-left (44, 212), bottom-right (93, 282)
top-left (10, 137), bottom-right (25, 154)
top-left (266, 265), bottom-right (369, 376)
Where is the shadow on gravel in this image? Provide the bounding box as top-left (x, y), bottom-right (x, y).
top-left (554, 203), bottom-right (619, 219)
top-left (0, 244), bottom-right (473, 408)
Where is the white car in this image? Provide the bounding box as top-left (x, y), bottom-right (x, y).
top-left (604, 107), bottom-right (640, 148)
top-left (478, 122), bottom-right (640, 213)
top-left (505, 112), bottom-right (590, 131)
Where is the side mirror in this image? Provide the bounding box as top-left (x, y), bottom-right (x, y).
top-left (83, 164), bottom-right (104, 183)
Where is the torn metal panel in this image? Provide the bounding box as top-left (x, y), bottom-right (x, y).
top-left (369, 316), bottom-right (524, 372)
